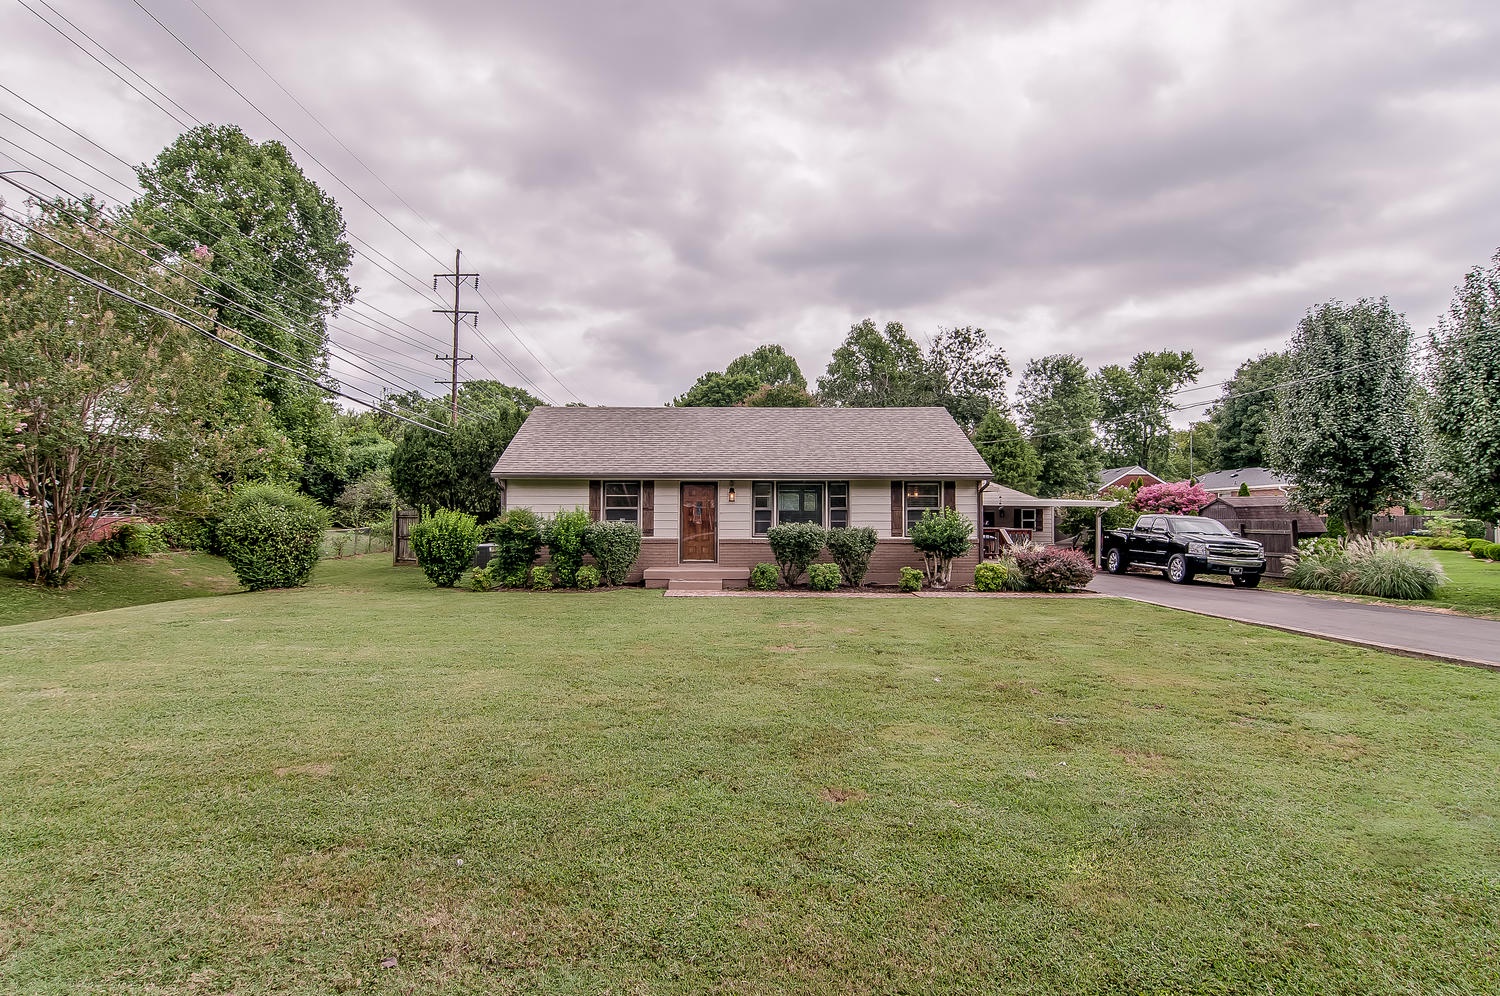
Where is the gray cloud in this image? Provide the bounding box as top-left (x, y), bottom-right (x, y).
top-left (3, 0), bottom-right (1498, 414)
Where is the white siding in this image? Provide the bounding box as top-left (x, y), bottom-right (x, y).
top-left (716, 480), bottom-right (752, 539)
top-left (850, 479), bottom-right (893, 535)
top-left (655, 480), bottom-right (680, 539)
top-left (505, 479), bottom-right (589, 518)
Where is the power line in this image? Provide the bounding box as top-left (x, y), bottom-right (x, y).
top-left (0, 231), bottom-right (449, 435)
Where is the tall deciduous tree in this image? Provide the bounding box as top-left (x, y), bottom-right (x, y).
top-left (1429, 250), bottom-right (1500, 520)
top-left (1209, 351), bottom-right (1291, 470)
top-left (927, 325), bottom-right (1011, 430)
top-left (1094, 350), bottom-right (1202, 473)
top-left (724, 344), bottom-right (806, 390)
top-left (132, 125), bottom-right (355, 494)
top-left (817, 319), bottom-right (939, 409)
top-left (674, 344), bottom-right (810, 406)
top-left (388, 381), bottom-right (534, 521)
top-left (0, 200), bottom-right (285, 583)
top-left (1269, 298), bottom-right (1420, 535)
top-left (1017, 354), bottom-right (1101, 497)
top-left (672, 371), bottom-right (762, 407)
top-left (972, 409), bottom-right (1041, 493)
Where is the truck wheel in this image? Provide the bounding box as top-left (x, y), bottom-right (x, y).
top-left (1105, 548), bottom-right (1127, 574)
top-left (1166, 554), bottom-right (1193, 584)
top-left (1232, 574), bottom-right (1261, 588)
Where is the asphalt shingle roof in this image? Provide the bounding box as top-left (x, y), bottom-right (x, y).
top-left (491, 406), bottom-right (993, 479)
top-left (1196, 467), bottom-right (1289, 491)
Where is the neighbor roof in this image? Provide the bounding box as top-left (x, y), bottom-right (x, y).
top-left (1196, 467), bottom-right (1289, 491)
top-left (1098, 465), bottom-right (1160, 488)
top-left (491, 406), bottom-right (993, 479)
top-left (982, 483), bottom-right (1117, 509)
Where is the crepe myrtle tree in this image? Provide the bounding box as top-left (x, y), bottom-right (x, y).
top-left (909, 507), bottom-right (974, 588)
top-left (1133, 481), bottom-right (1215, 515)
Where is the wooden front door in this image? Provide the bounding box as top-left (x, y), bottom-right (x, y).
top-left (680, 483), bottom-right (717, 562)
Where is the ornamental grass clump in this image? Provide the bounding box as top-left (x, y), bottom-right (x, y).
top-left (218, 484), bottom-right (329, 591)
top-left (909, 508), bottom-right (973, 588)
top-left (1285, 537), bottom-right (1446, 600)
top-left (767, 522), bottom-right (827, 586)
top-left (825, 526), bottom-right (877, 587)
top-left (409, 508), bottom-right (481, 588)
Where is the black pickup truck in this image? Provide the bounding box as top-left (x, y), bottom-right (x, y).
top-left (1102, 515), bottom-right (1267, 587)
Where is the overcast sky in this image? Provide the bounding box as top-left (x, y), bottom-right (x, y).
top-left (4, 0), bottom-right (1499, 419)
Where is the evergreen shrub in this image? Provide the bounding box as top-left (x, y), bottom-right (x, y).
top-left (826, 526), bottom-right (877, 587)
top-left (218, 484), bottom-right (329, 591)
top-left (409, 508), bottom-right (481, 588)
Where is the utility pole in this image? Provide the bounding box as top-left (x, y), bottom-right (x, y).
top-left (433, 249), bottom-right (478, 426)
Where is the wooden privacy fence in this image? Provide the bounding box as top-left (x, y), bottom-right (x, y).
top-left (1239, 519), bottom-right (1298, 578)
top-left (394, 507), bottom-right (419, 565)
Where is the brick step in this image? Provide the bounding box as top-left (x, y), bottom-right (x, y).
top-left (666, 579), bottom-right (724, 592)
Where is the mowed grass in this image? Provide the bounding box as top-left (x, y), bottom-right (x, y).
top-left (0, 552), bottom-right (239, 628)
top-left (1, 557), bottom-right (1497, 994)
top-left (1271, 549), bottom-right (1500, 618)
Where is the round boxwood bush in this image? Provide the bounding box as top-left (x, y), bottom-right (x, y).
top-left (974, 561), bottom-right (1011, 592)
top-left (218, 484), bottom-right (329, 591)
top-left (576, 564), bottom-right (602, 590)
top-left (898, 566), bottom-right (923, 593)
top-left (748, 563), bottom-right (780, 591)
top-left (410, 509), bottom-right (481, 588)
top-left (808, 563), bottom-right (842, 591)
top-left (530, 564), bottom-right (554, 590)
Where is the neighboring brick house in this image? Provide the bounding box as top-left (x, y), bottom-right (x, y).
top-left (1195, 467), bottom-right (1291, 499)
top-left (491, 406), bottom-right (993, 589)
top-left (1098, 465), bottom-right (1165, 493)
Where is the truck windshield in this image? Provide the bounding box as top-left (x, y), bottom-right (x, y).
top-left (1168, 517), bottom-right (1232, 536)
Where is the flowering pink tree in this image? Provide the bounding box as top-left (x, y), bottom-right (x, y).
top-left (1134, 481), bottom-right (1215, 514)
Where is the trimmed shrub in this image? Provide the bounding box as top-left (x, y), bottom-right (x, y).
top-left (808, 563), bottom-right (842, 591)
top-left (218, 484), bottom-right (329, 591)
top-left (484, 508), bottom-right (543, 577)
top-left (749, 563), bottom-right (780, 591)
top-left (584, 521), bottom-right (642, 586)
top-left (767, 522), bottom-right (827, 586)
top-left (1393, 535), bottom-right (1469, 551)
top-left (576, 565), bottom-right (602, 590)
top-left (1011, 545), bottom-right (1095, 592)
top-left (497, 565), bottom-right (530, 589)
top-left (909, 508), bottom-right (974, 588)
top-left (530, 565), bottom-right (554, 590)
top-left (1285, 537), bottom-right (1447, 599)
top-left (1468, 537), bottom-right (1489, 556)
top-left (898, 566), bottom-right (923, 593)
top-left (1236, 482), bottom-right (1251, 497)
top-left (1485, 542), bottom-right (1500, 563)
top-left (542, 509), bottom-right (592, 587)
top-left (0, 489), bottom-right (35, 569)
top-left (410, 509), bottom-right (481, 588)
top-left (974, 561), bottom-right (1013, 592)
top-left (826, 526), bottom-right (878, 587)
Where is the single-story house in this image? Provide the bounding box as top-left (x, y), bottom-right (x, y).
top-left (1200, 496), bottom-right (1326, 577)
top-left (491, 406), bottom-right (993, 589)
top-left (1098, 465), bottom-right (1164, 493)
top-left (1195, 467), bottom-right (1291, 498)
top-left (980, 484), bottom-right (1118, 564)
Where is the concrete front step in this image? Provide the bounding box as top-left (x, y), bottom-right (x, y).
top-left (645, 565), bottom-right (751, 590)
top-left (666, 579), bottom-right (724, 592)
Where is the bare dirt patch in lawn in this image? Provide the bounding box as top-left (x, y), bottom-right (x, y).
top-left (274, 763), bottom-right (334, 778)
top-left (819, 786), bottom-right (869, 804)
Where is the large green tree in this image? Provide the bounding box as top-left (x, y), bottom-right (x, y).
top-left (1209, 351), bottom-right (1291, 470)
top-left (0, 199), bottom-right (286, 583)
top-left (388, 381), bottom-right (535, 521)
top-left (1094, 350), bottom-right (1202, 473)
top-left (817, 319), bottom-right (939, 409)
top-left (1164, 422), bottom-right (1218, 482)
top-left (1429, 250), bottom-right (1500, 520)
top-left (926, 325), bottom-right (1011, 431)
top-left (1268, 299), bottom-right (1421, 535)
top-left (724, 344), bottom-right (806, 390)
top-left (972, 409), bottom-right (1041, 493)
top-left (1017, 354), bottom-right (1102, 496)
top-left (672, 371), bottom-right (762, 407)
top-left (674, 344), bottom-right (811, 407)
top-left (132, 124), bottom-right (355, 493)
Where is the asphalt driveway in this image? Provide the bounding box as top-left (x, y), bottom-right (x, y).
top-left (1089, 572), bottom-right (1500, 670)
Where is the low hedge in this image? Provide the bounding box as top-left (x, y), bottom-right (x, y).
top-left (1011, 546), bottom-right (1095, 592)
top-left (749, 563), bottom-right (779, 591)
top-left (808, 563), bottom-right (842, 591)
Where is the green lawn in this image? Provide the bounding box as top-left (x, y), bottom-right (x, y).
top-left (1272, 549), bottom-right (1500, 618)
top-left (0, 552), bottom-right (239, 628)
top-left (1, 556), bottom-right (1496, 994)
